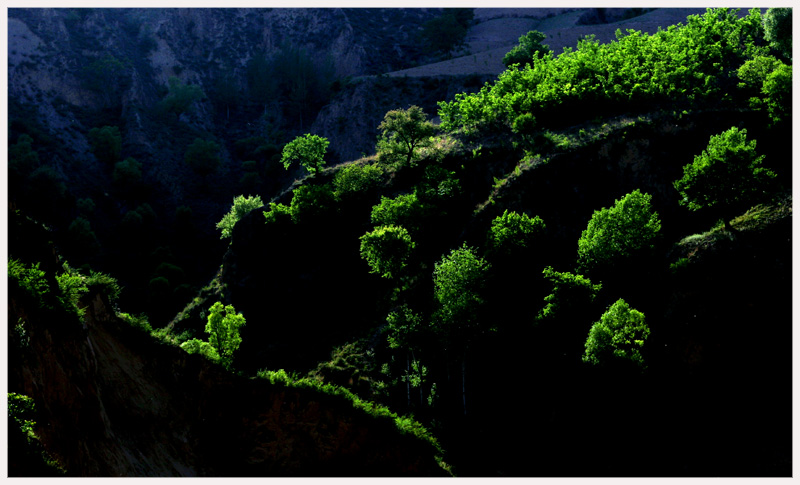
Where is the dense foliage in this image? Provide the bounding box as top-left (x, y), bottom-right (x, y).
top-left (673, 127), bottom-right (776, 230)
top-left (583, 298), bottom-right (650, 370)
top-left (439, 8), bottom-right (768, 131)
top-left (280, 133), bottom-right (330, 175)
top-left (359, 225), bottom-right (415, 279)
top-left (432, 243), bottom-right (490, 345)
top-left (7, 7), bottom-right (792, 477)
top-left (216, 195), bottom-right (264, 239)
top-left (576, 189), bottom-right (661, 274)
top-left (376, 106), bottom-right (436, 168)
top-left (763, 7), bottom-right (792, 60)
top-left (502, 30), bottom-right (551, 68)
top-left (487, 210), bottom-right (545, 255)
top-left (537, 266), bottom-right (602, 323)
top-left (204, 301), bottom-right (246, 366)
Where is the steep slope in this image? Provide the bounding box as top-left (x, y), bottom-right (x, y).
top-left (8, 290), bottom-right (448, 476)
top-left (7, 213), bottom-right (449, 477)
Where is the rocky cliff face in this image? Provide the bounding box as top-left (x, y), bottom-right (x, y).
top-left (7, 8), bottom-right (440, 201)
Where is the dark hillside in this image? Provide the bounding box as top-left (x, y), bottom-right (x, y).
top-left (8, 6), bottom-right (792, 477)
top-left (7, 212), bottom-right (449, 477)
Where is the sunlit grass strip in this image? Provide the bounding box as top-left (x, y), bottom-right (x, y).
top-left (256, 368), bottom-right (450, 473)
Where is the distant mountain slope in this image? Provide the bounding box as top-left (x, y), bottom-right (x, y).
top-left (385, 8), bottom-right (722, 78)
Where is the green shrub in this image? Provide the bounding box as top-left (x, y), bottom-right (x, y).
top-left (8, 259), bottom-right (50, 300)
top-left (333, 162), bottom-right (384, 199)
top-left (577, 189), bottom-right (661, 274)
top-left (254, 370), bottom-right (444, 456)
top-left (359, 225), bottom-right (415, 279)
top-left (262, 202), bottom-right (293, 226)
top-left (112, 157), bottom-right (143, 195)
top-left (216, 195), bottom-right (264, 239)
top-left (376, 106), bottom-right (436, 168)
top-left (583, 298), bottom-right (650, 370)
top-left (487, 210), bottom-right (545, 255)
top-left (85, 271), bottom-right (122, 302)
top-left (88, 125), bottom-right (121, 165)
top-left (439, 8), bottom-right (767, 131)
top-left (289, 184), bottom-right (336, 224)
top-left (673, 127), bottom-right (776, 230)
top-left (7, 393), bottom-right (66, 476)
top-left (502, 30), bottom-right (551, 68)
top-left (180, 338), bottom-right (221, 362)
top-left (184, 138), bottom-right (221, 178)
top-left (56, 265), bottom-right (88, 317)
top-left (538, 266), bottom-right (602, 322)
top-left (118, 312), bottom-right (153, 333)
top-left (763, 7), bottom-right (792, 60)
top-left (204, 301), bottom-right (246, 366)
top-left (280, 133), bottom-right (329, 175)
top-left (370, 193), bottom-right (427, 232)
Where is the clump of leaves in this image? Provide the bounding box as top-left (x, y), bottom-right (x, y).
top-left (577, 189), bottom-right (661, 274)
top-left (8, 393), bottom-right (66, 476)
top-left (583, 298), bottom-right (651, 370)
top-left (216, 194), bottom-right (264, 239)
top-left (673, 127), bottom-right (776, 231)
top-left (360, 225), bottom-right (415, 279)
top-left (332, 162), bottom-right (384, 200)
top-left (487, 210), bottom-right (545, 255)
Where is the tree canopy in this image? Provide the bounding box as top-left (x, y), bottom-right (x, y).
top-left (377, 106), bottom-right (436, 168)
top-left (439, 8), bottom-right (767, 131)
top-left (673, 127), bottom-right (776, 230)
top-left (419, 8), bottom-right (473, 55)
top-left (487, 210), bottom-right (546, 255)
top-left (204, 301), bottom-right (246, 366)
top-left (433, 243), bottom-right (491, 344)
top-left (577, 189), bottom-right (661, 273)
top-left (537, 266), bottom-right (602, 322)
top-left (359, 225), bottom-right (415, 279)
top-left (216, 195), bottom-right (264, 239)
top-left (763, 8), bottom-right (792, 60)
top-left (280, 133), bottom-right (329, 175)
top-left (502, 30), bottom-right (551, 68)
top-left (583, 298), bottom-right (650, 370)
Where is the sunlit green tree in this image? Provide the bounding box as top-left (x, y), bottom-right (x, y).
top-left (487, 210), bottom-right (545, 255)
top-left (583, 298), bottom-right (650, 371)
top-left (216, 195), bottom-right (264, 239)
top-left (377, 106), bottom-right (436, 167)
top-left (502, 30), bottom-right (551, 68)
top-left (280, 133), bottom-right (329, 175)
top-left (359, 225), bottom-right (415, 279)
top-left (204, 301), bottom-right (246, 367)
top-left (577, 189), bottom-right (661, 274)
top-left (433, 243), bottom-right (490, 415)
top-left (763, 7), bottom-right (792, 60)
top-left (673, 127), bottom-right (776, 232)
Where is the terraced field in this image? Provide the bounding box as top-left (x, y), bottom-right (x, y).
top-left (385, 7), bottom-right (716, 78)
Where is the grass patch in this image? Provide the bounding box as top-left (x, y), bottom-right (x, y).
top-left (256, 368), bottom-right (450, 473)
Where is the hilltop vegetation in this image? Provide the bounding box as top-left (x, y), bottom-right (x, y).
top-left (8, 7), bottom-right (792, 477)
